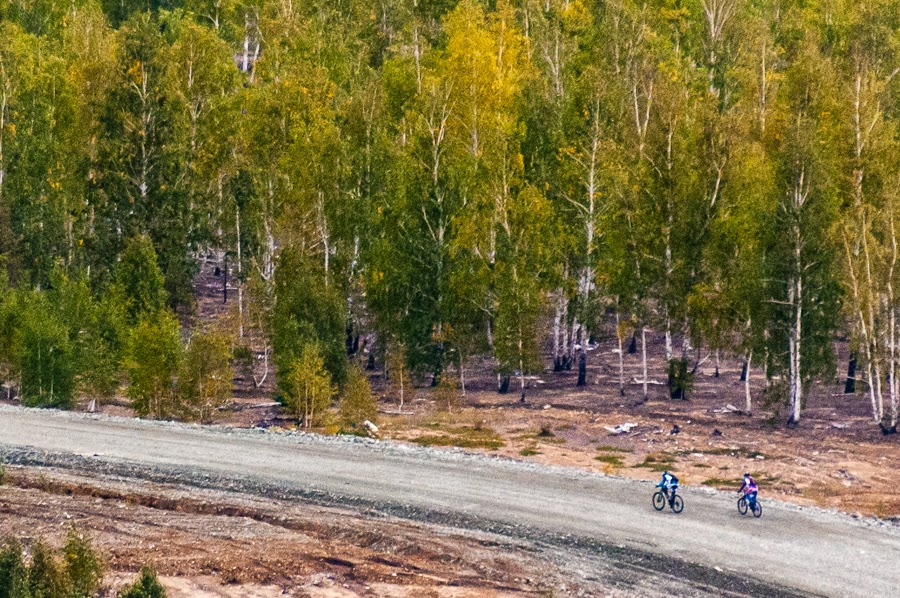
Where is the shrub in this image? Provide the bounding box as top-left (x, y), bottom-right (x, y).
top-left (28, 540), bottom-right (66, 598)
top-left (338, 367), bottom-right (377, 432)
top-left (180, 327), bottom-right (234, 422)
top-left (16, 293), bottom-right (75, 408)
top-left (123, 313), bottom-right (183, 419)
top-left (281, 343), bottom-right (333, 428)
top-left (64, 528), bottom-right (103, 598)
top-left (666, 358), bottom-right (694, 400)
top-left (0, 539), bottom-right (29, 598)
top-left (119, 566), bottom-right (166, 598)
top-left (115, 235), bottom-right (168, 324)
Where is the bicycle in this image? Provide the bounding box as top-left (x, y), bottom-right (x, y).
top-left (652, 487), bottom-right (684, 513)
top-left (737, 494), bottom-right (762, 518)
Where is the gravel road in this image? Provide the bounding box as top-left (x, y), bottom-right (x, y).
top-left (0, 406), bottom-right (896, 597)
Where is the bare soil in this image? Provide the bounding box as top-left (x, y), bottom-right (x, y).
top-left (0, 468), bottom-right (561, 597)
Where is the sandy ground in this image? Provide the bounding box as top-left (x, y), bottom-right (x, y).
top-left (0, 406), bottom-right (897, 598)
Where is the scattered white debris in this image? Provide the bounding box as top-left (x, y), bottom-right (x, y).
top-left (604, 422), bottom-right (638, 435)
top-left (543, 404), bottom-right (552, 410)
top-left (831, 422), bottom-right (851, 429)
top-left (363, 420), bottom-right (379, 437)
top-left (631, 377), bottom-right (665, 385)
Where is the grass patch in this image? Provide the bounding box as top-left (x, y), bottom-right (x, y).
top-left (692, 463), bottom-right (710, 469)
top-left (412, 425), bottom-right (505, 450)
top-left (679, 447), bottom-right (766, 459)
top-left (594, 454), bottom-right (624, 467)
top-left (536, 426), bottom-right (555, 438)
top-left (541, 437), bottom-right (567, 445)
top-left (703, 473), bottom-right (779, 488)
top-left (0, 465), bottom-right (5, 485)
top-left (702, 477), bottom-right (737, 487)
top-left (520, 445), bottom-right (541, 457)
top-left (596, 445), bottom-right (633, 453)
top-left (632, 452), bottom-right (676, 472)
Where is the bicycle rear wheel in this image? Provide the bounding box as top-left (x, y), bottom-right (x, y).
top-left (752, 501), bottom-right (762, 518)
top-left (652, 491), bottom-right (666, 511)
top-left (737, 497), bottom-right (748, 515)
top-left (671, 495), bottom-right (684, 513)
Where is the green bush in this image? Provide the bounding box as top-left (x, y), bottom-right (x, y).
top-left (338, 367), bottom-right (377, 432)
top-left (115, 236), bottom-right (168, 325)
top-left (63, 528), bottom-right (103, 598)
top-left (0, 539), bottom-right (29, 598)
top-left (118, 566), bottom-right (166, 598)
top-left (281, 342), bottom-right (334, 429)
top-left (666, 358), bottom-right (694, 400)
top-left (123, 313), bottom-right (183, 419)
top-left (28, 540), bottom-right (66, 598)
top-left (16, 293), bottom-right (75, 408)
top-left (179, 328), bottom-right (234, 422)
top-left (0, 529), bottom-right (166, 598)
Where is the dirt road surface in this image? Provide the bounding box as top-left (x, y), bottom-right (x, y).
top-left (0, 406), bottom-right (896, 597)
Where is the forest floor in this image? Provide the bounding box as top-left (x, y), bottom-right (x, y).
top-left (181, 259), bottom-right (900, 519)
top-left (372, 341), bottom-right (900, 520)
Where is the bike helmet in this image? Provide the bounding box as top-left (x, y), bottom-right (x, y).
top-left (743, 472), bottom-right (750, 477)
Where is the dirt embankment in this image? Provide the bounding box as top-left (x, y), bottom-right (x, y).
top-left (0, 466), bottom-right (746, 598)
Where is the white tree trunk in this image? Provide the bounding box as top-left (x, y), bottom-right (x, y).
top-left (552, 290), bottom-right (563, 368)
top-left (641, 327), bottom-right (649, 399)
top-left (616, 311), bottom-right (625, 395)
top-left (745, 350), bottom-right (752, 414)
top-left (788, 271), bottom-right (803, 425)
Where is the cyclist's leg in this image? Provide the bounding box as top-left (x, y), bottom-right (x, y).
top-left (749, 491), bottom-right (757, 508)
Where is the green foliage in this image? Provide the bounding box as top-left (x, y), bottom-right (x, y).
top-left (115, 236), bottom-right (168, 325)
top-left (0, 539), bottom-right (29, 598)
top-left (14, 292), bottom-right (75, 408)
top-left (338, 367), bottom-right (376, 431)
top-left (28, 540), bottom-right (66, 598)
top-left (5, 0), bottom-right (900, 431)
top-left (666, 358), bottom-right (695, 400)
top-left (124, 313), bottom-right (183, 419)
top-left (273, 249), bottom-right (347, 386)
top-left (281, 343), bottom-right (334, 429)
top-left (179, 327), bottom-right (234, 422)
top-left (63, 528), bottom-right (104, 598)
top-left (118, 566), bottom-right (166, 598)
top-left (0, 530), bottom-right (107, 598)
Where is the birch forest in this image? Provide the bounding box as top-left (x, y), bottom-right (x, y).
top-left (2, 0), bottom-right (900, 433)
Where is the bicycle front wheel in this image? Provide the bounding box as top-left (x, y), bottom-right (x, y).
top-left (652, 491), bottom-right (666, 511)
top-left (671, 495), bottom-right (684, 513)
top-left (737, 497), bottom-right (748, 515)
